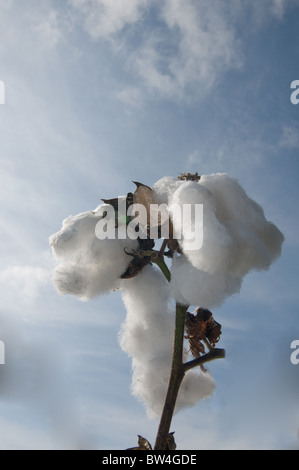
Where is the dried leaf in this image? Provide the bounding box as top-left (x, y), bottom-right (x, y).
top-left (132, 182), bottom-right (154, 203)
top-left (137, 435), bottom-right (152, 450)
top-left (126, 433), bottom-right (176, 451)
top-left (178, 172), bottom-right (201, 181)
top-left (132, 182), bottom-right (156, 230)
top-left (166, 432), bottom-right (177, 450)
top-left (126, 435), bottom-right (152, 450)
top-left (132, 182), bottom-right (175, 241)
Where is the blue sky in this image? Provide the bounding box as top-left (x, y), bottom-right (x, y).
top-left (0, 0), bottom-right (299, 449)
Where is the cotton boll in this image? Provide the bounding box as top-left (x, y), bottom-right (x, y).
top-left (52, 237), bottom-right (138, 300)
top-left (199, 174), bottom-right (284, 276)
top-left (167, 173), bottom-right (284, 308)
top-left (171, 253), bottom-right (242, 308)
top-left (131, 353), bottom-right (173, 419)
top-left (120, 264), bottom-right (217, 418)
top-left (52, 262), bottom-right (90, 299)
top-left (153, 177), bottom-right (237, 274)
top-left (50, 207), bottom-right (138, 300)
top-left (52, 257), bottom-right (125, 300)
top-left (169, 181), bottom-right (234, 274)
top-left (49, 211), bottom-right (99, 261)
top-left (178, 370), bottom-right (215, 411)
top-left (120, 265), bottom-right (173, 369)
top-left (153, 174), bottom-right (283, 280)
top-left (120, 265), bottom-right (174, 418)
top-left (152, 176), bottom-right (183, 204)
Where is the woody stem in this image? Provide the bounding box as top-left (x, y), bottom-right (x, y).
top-left (183, 348), bottom-right (226, 373)
top-left (154, 303), bottom-right (187, 450)
top-left (153, 251), bottom-right (226, 450)
top-left (158, 238), bottom-right (168, 257)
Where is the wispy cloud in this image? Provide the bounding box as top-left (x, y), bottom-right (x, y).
top-left (0, 265), bottom-right (50, 303)
top-left (69, 0), bottom-right (243, 102)
top-left (31, 7), bottom-right (75, 49)
top-left (270, 0), bottom-right (294, 18)
top-left (67, 0), bottom-right (299, 105)
top-left (279, 123), bottom-right (299, 149)
top-left (3, 0), bottom-right (292, 110)
top-left (69, 0), bottom-right (150, 39)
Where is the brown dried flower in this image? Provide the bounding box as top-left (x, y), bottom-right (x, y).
top-left (178, 172), bottom-right (201, 181)
top-left (185, 308), bottom-right (222, 365)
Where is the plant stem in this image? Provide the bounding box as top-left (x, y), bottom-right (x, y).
top-left (153, 256), bottom-right (171, 282)
top-left (154, 303), bottom-right (187, 450)
top-left (183, 348), bottom-right (226, 372)
top-left (139, 248), bottom-right (171, 282)
top-left (152, 249), bottom-right (225, 450)
top-left (154, 312), bottom-right (225, 450)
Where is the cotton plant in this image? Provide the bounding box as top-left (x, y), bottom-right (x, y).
top-left (49, 172), bottom-right (284, 450)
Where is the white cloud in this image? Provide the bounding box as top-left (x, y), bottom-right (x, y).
top-left (270, 0), bottom-right (291, 18)
top-left (33, 9), bottom-right (63, 48)
top-left (127, 0), bottom-right (243, 102)
top-left (0, 265), bottom-right (50, 303)
top-left (160, 0), bottom-right (242, 90)
top-left (31, 8), bottom-right (75, 49)
top-left (0, 416), bottom-right (53, 450)
top-left (70, 0), bottom-right (243, 102)
top-left (0, 0), bottom-right (13, 12)
top-left (8, 0), bottom-right (296, 106)
top-left (0, 310), bottom-right (90, 449)
top-left (63, 0), bottom-right (299, 104)
top-left (279, 123), bottom-right (299, 149)
top-left (70, 0), bottom-right (150, 39)
top-left (114, 86), bottom-right (144, 110)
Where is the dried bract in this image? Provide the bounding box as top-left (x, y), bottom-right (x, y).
top-left (120, 247), bottom-right (152, 279)
top-left (178, 172), bottom-right (201, 181)
top-left (166, 432), bottom-right (177, 450)
top-left (185, 308), bottom-right (222, 361)
top-left (127, 435), bottom-right (152, 450)
top-left (127, 433), bottom-right (176, 450)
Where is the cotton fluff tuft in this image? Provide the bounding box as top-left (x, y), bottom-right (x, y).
top-left (119, 265), bottom-right (214, 419)
top-left (49, 208), bottom-right (138, 300)
top-left (170, 253), bottom-right (242, 308)
top-left (153, 174), bottom-right (284, 308)
top-left (198, 174), bottom-right (284, 275)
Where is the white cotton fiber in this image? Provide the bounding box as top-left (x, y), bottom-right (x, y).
top-left (49, 208), bottom-right (138, 300)
top-left (119, 265), bottom-right (215, 419)
top-left (49, 211), bottom-right (99, 260)
top-left (169, 181), bottom-right (234, 273)
top-left (153, 173), bottom-right (284, 309)
top-left (178, 370), bottom-right (215, 412)
top-left (170, 253), bottom-right (242, 308)
top-left (152, 176), bottom-right (183, 204)
top-left (198, 174), bottom-right (284, 276)
top-left (120, 265), bottom-right (174, 418)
